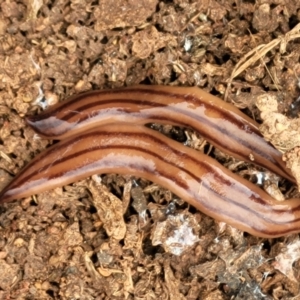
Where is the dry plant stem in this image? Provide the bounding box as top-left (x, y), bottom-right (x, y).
top-left (26, 85), bottom-right (294, 182)
top-left (1, 124), bottom-right (300, 238)
top-left (225, 22), bottom-right (300, 100)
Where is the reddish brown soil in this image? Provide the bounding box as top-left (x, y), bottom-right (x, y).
top-left (1, 1), bottom-right (300, 299)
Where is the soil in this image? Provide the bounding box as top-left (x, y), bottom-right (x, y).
top-left (1, 0), bottom-right (300, 299)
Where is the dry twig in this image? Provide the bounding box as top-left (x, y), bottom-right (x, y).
top-left (225, 23), bottom-right (300, 100)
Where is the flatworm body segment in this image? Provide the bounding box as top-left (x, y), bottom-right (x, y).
top-left (0, 124), bottom-right (299, 238)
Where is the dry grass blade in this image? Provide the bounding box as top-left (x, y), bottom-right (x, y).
top-left (225, 23), bottom-right (300, 100)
